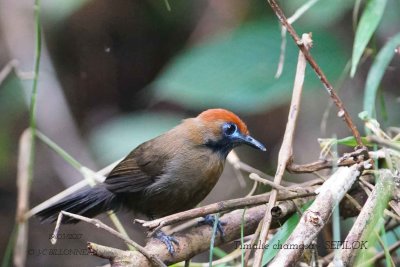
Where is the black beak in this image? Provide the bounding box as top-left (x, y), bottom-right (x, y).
top-left (234, 133), bottom-right (266, 151)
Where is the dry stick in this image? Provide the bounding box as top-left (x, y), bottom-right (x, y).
top-left (14, 129), bottom-right (31, 267)
top-left (237, 161), bottom-right (292, 186)
top-left (269, 161), bottom-right (372, 267)
top-left (249, 173), bottom-right (296, 192)
top-left (139, 189), bottom-right (317, 235)
top-left (252, 33), bottom-right (311, 267)
top-left (287, 157), bottom-right (360, 173)
top-left (51, 211), bottom-right (166, 267)
top-left (267, 0), bottom-right (363, 147)
top-left (331, 170), bottom-right (395, 267)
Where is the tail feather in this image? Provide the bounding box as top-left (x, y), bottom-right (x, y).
top-left (37, 186), bottom-right (118, 224)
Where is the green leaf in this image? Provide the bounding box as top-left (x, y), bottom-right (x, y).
top-left (262, 201), bottom-right (313, 265)
top-left (351, 0), bottom-right (388, 77)
top-left (334, 136), bottom-right (373, 147)
top-left (318, 136), bottom-right (400, 148)
top-left (89, 112), bottom-right (183, 164)
top-left (153, 20), bottom-right (347, 113)
top-left (363, 32), bottom-right (400, 118)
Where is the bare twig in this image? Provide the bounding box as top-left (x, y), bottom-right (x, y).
top-left (269, 161), bottom-right (371, 266)
top-left (287, 147), bottom-right (378, 173)
top-left (51, 211), bottom-right (166, 267)
top-left (249, 173), bottom-right (295, 192)
top-left (138, 188), bottom-right (317, 235)
top-left (14, 129), bottom-right (32, 267)
top-left (267, 0), bottom-right (363, 147)
top-left (288, 158), bottom-right (356, 173)
top-left (253, 33), bottom-right (311, 267)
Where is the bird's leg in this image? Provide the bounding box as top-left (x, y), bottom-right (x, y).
top-left (198, 214), bottom-right (226, 237)
top-left (154, 230), bottom-right (179, 254)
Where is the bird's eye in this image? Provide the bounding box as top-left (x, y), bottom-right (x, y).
top-left (223, 123), bottom-right (237, 136)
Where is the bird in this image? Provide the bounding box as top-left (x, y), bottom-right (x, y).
top-left (37, 108), bottom-right (266, 253)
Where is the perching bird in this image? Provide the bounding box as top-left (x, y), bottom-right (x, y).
top-left (37, 108), bottom-right (265, 252)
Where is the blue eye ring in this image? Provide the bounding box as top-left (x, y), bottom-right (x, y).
top-left (223, 123), bottom-right (237, 136)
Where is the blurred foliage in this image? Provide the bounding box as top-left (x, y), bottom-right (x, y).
top-left (0, 75), bottom-right (25, 171)
top-left (351, 0), bottom-right (387, 77)
top-left (282, 0), bottom-right (354, 27)
top-left (363, 33), bottom-right (400, 118)
top-left (153, 19), bottom-right (347, 113)
top-left (89, 112), bottom-right (183, 164)
top-left (42, 0), bottom-right (88, 24)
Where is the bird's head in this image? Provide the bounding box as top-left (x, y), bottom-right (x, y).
top-left (192, 109), bottom-right (266, 157)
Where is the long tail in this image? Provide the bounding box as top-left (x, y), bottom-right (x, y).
top-left (36, 186), bottom-right (119, 224)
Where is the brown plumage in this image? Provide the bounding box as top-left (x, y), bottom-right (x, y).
top-left (37, 108), bottom-right (266, 224)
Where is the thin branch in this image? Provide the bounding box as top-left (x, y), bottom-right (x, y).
top-left (267, 0), bottom-right (364, 147)
top-left (248, 173), bottom-right (295, 192)
top-left (13, 130), bottom-right (32, 267)
top-left (51, 211), bottom-right (166, 267)
top-left (138, 188), bottom-right (317, 235)
top-left (287, 147), bottom-right (376, 173)
top-left (253, 33), bottom-right (311, 267)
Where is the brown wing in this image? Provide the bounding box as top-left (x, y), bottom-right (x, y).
top-left (104, 140), bottom-right (169, 194)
